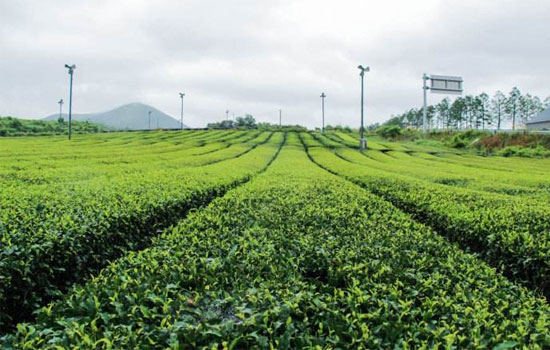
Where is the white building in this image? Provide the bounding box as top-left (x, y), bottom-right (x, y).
top-left (526, 109), bottom-right (550, 130)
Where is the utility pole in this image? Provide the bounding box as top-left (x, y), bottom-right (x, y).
top-left (64, 64), bottom-right (76, 140)
top-left (148, 110), bottom-right (152, 130)
top-left (58, 99), bottom-right (64, 121)
top-left (179, 92), bottom-right (185, 130)
top-left (226, 110), bottom-right (229, 120)
top-left (423, 73), bottom-right (430, 133)
top-left (320, 93), bottom-right (326, 133)
top-left (279, 109), bottom-right (282, 127)
top-left (358, 65), bottom-right (370, 149)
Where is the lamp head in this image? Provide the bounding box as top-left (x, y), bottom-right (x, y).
top-left (179, 92), bottom-right (185, 98)
top-left (65, 64), bottom-right (76, 73)
top-left (320, 93), bottom-right (326, 98)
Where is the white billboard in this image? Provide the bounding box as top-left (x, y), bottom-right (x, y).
top-left (429, 75), bottom-right (463, 95)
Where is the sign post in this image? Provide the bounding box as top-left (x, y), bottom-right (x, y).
top-left (422, 74), bottom-right (463, 132)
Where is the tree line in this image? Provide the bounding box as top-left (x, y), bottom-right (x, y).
top-left (207, 114), bottom-right (306, 131)
top-left (0, 116), bottom-right (106, 136)
top-left (385, 88), bottom-right (550, 130)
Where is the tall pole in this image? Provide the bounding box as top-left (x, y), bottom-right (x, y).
top-left (320, 93), bottom-right (326, 133)
top-left (358, 65), bottom-right (369, 149)
top-left (58, 99), bottom-right (63, 121)
top-left (64, 64), bottom-right (75, 140)
top-left (179, 92), bottom-right (185, 130)
top-left (226, 110), bottom-right (229, 120)
top-left (279, 109), bottom-right (282, 127)
top-left (423, 73), bottom-right (430, 132)
top-left (148, 110), bottom-right (152, 130)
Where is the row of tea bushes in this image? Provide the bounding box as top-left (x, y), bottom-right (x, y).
top-left (304, 134), bottom-right (550, 299)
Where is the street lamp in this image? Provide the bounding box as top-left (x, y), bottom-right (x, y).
top-left (64, 64), bottom-right (76, 140)
top-left (58, 99), bottom-right (64, 121)
top-left (320, 93), bottom-right (326, 133)
top-left (179, 92), bottom-right (185, 130)
top-left (358, 65), bottom-right (369, 149)
top-left (148, 110), bottom-right (152, 130)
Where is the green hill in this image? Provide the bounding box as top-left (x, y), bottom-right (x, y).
top-left (42, 102), bottom-right (187, 130)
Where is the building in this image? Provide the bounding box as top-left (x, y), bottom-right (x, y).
top-left (526, 109), bottom-right (550, 130)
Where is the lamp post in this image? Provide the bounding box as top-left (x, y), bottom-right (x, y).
top-left (64, 64), bottom-right (76, 140)
top-left (58, 99), bottom-right (64, 121)
top-left (320, 92), bottom-right (326, 133)
top-left (148, 110), bottom-right (152, 130)
top-left (179, 92), bottom-right (185, 130)
top-left (358, 65), bottom-right (369, 149)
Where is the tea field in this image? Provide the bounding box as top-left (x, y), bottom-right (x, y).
top-left (1, 130), bottom-right (550, 349)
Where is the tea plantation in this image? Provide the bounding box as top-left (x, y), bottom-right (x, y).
top-left (1, 130), bottom-right (550, 349)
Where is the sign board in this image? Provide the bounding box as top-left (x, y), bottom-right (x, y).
top-left (429, 75), bottom-right (463, 95)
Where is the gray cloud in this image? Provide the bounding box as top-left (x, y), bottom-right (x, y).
top-left (1, 0), bottom-right (549, 128)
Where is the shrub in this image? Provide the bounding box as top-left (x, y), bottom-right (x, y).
top-left (376, 125), bottom-right (402, 139)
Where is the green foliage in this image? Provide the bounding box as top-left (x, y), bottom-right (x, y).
top-left (376, 125), bottom-right (402, 139)
top-left (0, 130), bottom-right (283, 331)
top-left (0, 116), bottom-right (107, 136)
top-left (208, 114), bottom-right (257, 130)
top-left (305, 133), bottom-right (550, 300)
top-left (423, 130), bottom-right (550, 157)
top-left (2, 131), bottom-right (550, 348)
top-left (3, 133), bottom-right (550, 348)
top-left (497, 145), bottom-right (550, 158)
top-left (235, 114), bottom-right (256, 128)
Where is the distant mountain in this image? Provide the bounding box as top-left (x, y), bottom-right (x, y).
top-left (43, 102), bottom-right (187, 130)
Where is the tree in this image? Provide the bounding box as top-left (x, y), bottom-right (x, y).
top-left (207, 120), bottom-right (235, 129)
top-left (383, 115), bottom-right (405, 127)
top-left (544, 96), bottom-right (550, 110)
top-left (505, 87), bottom-right (521, 130)
top-left (449, 97), bottom-right (466, 129)
top-left (518, 94), bottom-right (542, 125)
top-left (490, 91), bottom-right (506, 130)
top-left (463, 95), bottom-right (476, 129)
top-left (436, 98), bottom-right (451, 129)
top-left (478, 93), bottom-right (491, 130)
top-left (426, 105), bottom-right (436, 129)
top-left (235, 114), bottom-right (256, 129)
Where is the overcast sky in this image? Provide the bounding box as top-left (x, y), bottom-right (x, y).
top-left (1, 0), bottom-right (549, 128)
